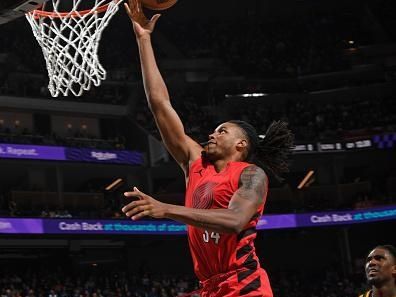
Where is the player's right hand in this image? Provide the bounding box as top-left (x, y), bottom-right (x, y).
top-left (122, 187), bottom-right (169, 220)
top-left (124, 0), bottom-right (161, 38)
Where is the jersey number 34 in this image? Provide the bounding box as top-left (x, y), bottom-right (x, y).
top-left (203, 230), bottom-right (220, 244)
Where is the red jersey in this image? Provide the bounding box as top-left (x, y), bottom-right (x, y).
top-left (185, 157), bottom-right (267, 282)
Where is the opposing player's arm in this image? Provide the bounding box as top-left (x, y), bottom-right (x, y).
top-left (125, 0), bottom-right (202, 172)
top-left (123, 166), bottom-right (268, 234)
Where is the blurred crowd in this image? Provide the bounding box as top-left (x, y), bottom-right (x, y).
top-left (134, 86), bottom-right (215, 143)
top-left (1, 88), bottom-right (395, 150)
top-left (0, 3), bottom-right (385, 101)
top-left (271, 270), bottom-right (368, 297)
top-left (0, 268), bottom-right (369, 297)
top-left (160, 13), bottom-right (358, 78)
top-left (229, 95), bottom-right (396, 141)
top-left (0, 132), bottom-right (126, 150)
top-left (136, 89), bottom-right (396, 143)
top-left (2, 86), bottom-right (395, 151)
top-left (368, 0), bottom-right (396, 40)
top-left (0, 127), bottom-right (126, 150)
top-left (0, 270), bottom-right (199, 297)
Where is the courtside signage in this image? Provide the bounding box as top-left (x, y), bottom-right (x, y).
top-left (43, 219), bottom-right (187, 234)
top-left (64, 148), bottom-right (143, 165)
top-left (0, 218), bottom-right (43, 233)
top-left (0, 143), bottom-right (64, 160)
top-left (0, 205), bottom-right (395, 235)
top-left (0, 143), bottom-right (143, 165)
top-left (295, 205), bottom-right (396, 227)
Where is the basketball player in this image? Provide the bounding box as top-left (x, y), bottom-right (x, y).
top-left (121, 0), bottom-right (293, 296)
top-left (359, 245), bottom-right (396, 297)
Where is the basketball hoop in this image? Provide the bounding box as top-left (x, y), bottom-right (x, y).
top-left (25, 0), bottom-right (122, 97)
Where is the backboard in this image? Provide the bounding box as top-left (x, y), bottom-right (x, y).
top-left (0, 0), bottom-right (47, 25)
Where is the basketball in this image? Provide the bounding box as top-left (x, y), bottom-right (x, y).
top-left (140, 0), bottom-right (177, 10)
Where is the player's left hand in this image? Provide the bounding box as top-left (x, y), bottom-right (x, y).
top-left (122, 187), bottom-right (169, 220)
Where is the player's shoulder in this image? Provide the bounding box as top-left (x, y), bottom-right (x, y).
top-left (240, 164), bottom-right (267, 179)
top-left (238, 164), bottom-right (268, 188)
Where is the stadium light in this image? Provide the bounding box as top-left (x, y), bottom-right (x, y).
top-left (297, 170), bottom-right (315, 189)
top-left (105, 178), bottom-right (123, 191)
top-left (225, 93), bottom-right (268, 98)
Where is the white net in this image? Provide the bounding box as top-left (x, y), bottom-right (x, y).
top-left (25, 0), bottom-right (121, 97)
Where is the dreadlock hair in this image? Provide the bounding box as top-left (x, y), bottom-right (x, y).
top-left (373, 245), bottom-right (396, 263)
top-left (228, 120), bottom-right (294, 182)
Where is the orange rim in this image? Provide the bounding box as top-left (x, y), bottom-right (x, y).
top-left (29, 0), bottom-right (116, 19)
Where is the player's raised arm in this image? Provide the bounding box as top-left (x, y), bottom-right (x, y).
top-left (125, 0), bottom-right (202, 173)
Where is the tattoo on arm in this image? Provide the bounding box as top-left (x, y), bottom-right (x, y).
top-left (238, 165), bottom-right (267, 205)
